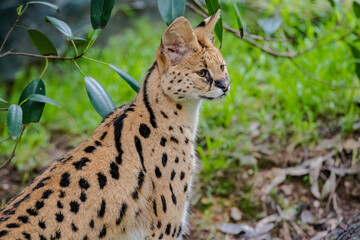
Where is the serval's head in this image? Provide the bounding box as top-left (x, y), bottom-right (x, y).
top-left (157, 10), bottom-right (230, 102)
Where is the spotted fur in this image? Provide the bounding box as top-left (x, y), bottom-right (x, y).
top-left (0, 10), bottom-right (229, 240)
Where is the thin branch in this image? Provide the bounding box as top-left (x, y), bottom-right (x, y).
top-left (0, 137), bottom-right (11, 144)
top-left (0, 51), bottom-right (83, 60)
top-left (0, 15), bottom-right (20, 53)
top-left (187, 1), bottom-right (288, 43)
top-left (0, 125), bottom-right (26, 170)
top-left (187, 1), bottom-right (349, 58)
top-left (0, 108), bottom-right (8, 111)
top-left (289, 59), bottom-right (358, 89)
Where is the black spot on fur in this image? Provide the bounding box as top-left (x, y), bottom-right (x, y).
top-left (152, 200), bottom-right (158, 217)
top-left (177, 226), bottom-right (182, 237)
top-left (160, 137), bottom-right (167, 146)
top-left (60, 172), bottom-right (70, 187)
top-left (33, 176), bottom-right (50, 190)
top-left (110, 161), bottom-right (119, 179)
top-left (71, 223), bottom-right (78, 232)
top-left (116, 203), bottom-right (127, 225)
top-left (100, 132), bottom-right (107, 140)
top-left (175, 157), bottom-right (179, 163)
top-left (42, 189), bottom-right (53, 199)
top-left (98, 199), bottom-right (106, 218)
top-left (89, 219), bottom-right (94, 228)
top-left (165, 223), bottom-right (171, 235)
top-left (6, 223), bottom-right (19, 228)
top-left (171, 170), bottom-right (176, 180)
top-left (73, 157), bottom-right (91, 170)
top-left (170, 136), bottom-right (179, 143)
top-left (55, 212), bottom-right (64, 222)
top-left (18, 216), bottom-right (29, 223)
top-left (159, 233), bottom-right (164, 239)
top-left (169, 184), bottom-right (177, 205)
top-left (155, 167), bottom-right (162, 178)
top-left (160, 111), bottom-right (168, 119)
top-left (80, 192), bottom-right (87, 202)
top-left (26, 208), bottom-right (38, 216)
top-left (97, 172), bottom-right (107, 189)
top-left (95, 140), bottom-right (102, 146)
top-left (161, 195), bottom-right (167, 213)
top-left (79, 178), bottom-right (90, 190)
top-left (162, 153), bottom-right (168, 167)
top-left (134, 136), bottom-right (147, 172)
top-left (131, 171), bottom-right (145, 200)
top-left (58, 190), bottom-right (65, 198)
top-left (98, 224), bottom-right (107, 238)
top-left (39, 235), bottom-right (46, 240)
top-left (83, 235), bottom-right (88, 240)
top-left (0, 231), bottom-right (8, 237)
top-left (22, 232), bottom-right (31, 240)
top-left (38, 221), bottom-right (46, 229)
top-left (69, 201), bottom-right (80, 214)
top-left (143, 62), bottom-right (158, 128)
top-left (184, 184), bottom-right (188, 192)
top-left (35, 200), bottom-right (44, 210)
top-left (84, 146), bottom-right (96, 153)
top-left (180, 171), bottom-right (185, 180)
top-left (14, 193), bottom-right (30, 207)
top-left (57, 201), bottom-right (63, 209)
top-left (139, 123), bottom-right (151, 138)
top-left (176, 104), bottom-right (182, 110)
top-left (157, 221), bottom-right (162, 229)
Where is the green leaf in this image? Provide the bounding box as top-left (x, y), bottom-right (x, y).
top-left (205, 0), bottom-right (223, 46)
top-left (257, 17), bottom-right (282, 35)
top-left (232, 0), bottom-right (244, 38)
top-left (91, 0), bottom-right (115, 29)
top-left (18, 79), bottom-right (46, 123)
top-left (67, 36), bottom-right (87, 41)
top-left (85, 28), bottom-right (102, 52)
top-left (109, 64), bottom-right (140, 93)
top-left (157, 0), bottom-right (187, 25)
top-left (353, 1), bottom-right (360, 18)
top-left (0, 97), bottom-right (8, 103)
top-left (7, 104), bottom-right (23, 139)
top-left (28, 29), bottom-right (58, 56)
top-left (27, 1), bottom-right (60, 13)
top-left (349, 44), bottom-right (360, 79)
top-left (84, 77), bottom-right (115, 118)
top-left (45, 16), bottom-right (72, 37)
top-left (27, 94), bottom-right (60, 108)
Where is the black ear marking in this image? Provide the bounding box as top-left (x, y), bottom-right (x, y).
top-left (196, 20), bottom-right (206, 28)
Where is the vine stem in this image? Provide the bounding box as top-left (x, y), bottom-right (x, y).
top-left (40, 58), bottom-right (48, 79)
top-left (82, 56), bottom-right (109, 66)
top-left (0, 125), bottom-right (26, 170)
top-left (0, 51), bottom-right (83, 60)
top-left (0, 15), bottom-right (20, 53)
top-left (73, 60), bottom-right (86, 77)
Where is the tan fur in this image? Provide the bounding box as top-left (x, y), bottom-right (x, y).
top-left (0, 12), bottom-right (229, 240)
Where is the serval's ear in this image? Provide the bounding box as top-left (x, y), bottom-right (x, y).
top-left (161, 17), bottom-right (200, 66)
top-left (194, 9), bottom-right (221, 44)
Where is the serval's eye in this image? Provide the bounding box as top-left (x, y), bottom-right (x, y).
top-left (197, 69), bottom-right (207, 77)
top-left (220, 65), bottom-right (225, 72)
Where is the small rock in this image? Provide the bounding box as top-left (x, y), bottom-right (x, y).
top-left (231, 207), bottom-right (242, 221)
top-left (301, 210), bottom-right (315, 224)
top-left (343, 139), bottom-right (360, 151)
top-left (279, 184), bottom-right (292, 196)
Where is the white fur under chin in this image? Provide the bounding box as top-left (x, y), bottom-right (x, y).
top-left (121, 229), bottom-right (146, 240)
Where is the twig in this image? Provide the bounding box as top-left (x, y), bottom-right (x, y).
top-left (289, 59), bottom-right (347, 89)
top-left (0, 137), bottom-right (11, 144)
top-left (0, 15), bottom-right (20, 53)
top-left (0, 125), bottom-right (26, 170)
top-left (187, 1), bottom-right (288, 42)
top-left (0, 108), bottom-right (8, 111)
top-left (0, 51), bottom-right (83, 60)
top-left (187, 1), bottom-right (350, 58)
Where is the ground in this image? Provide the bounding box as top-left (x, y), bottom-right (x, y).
top-left (1, 127), bottom-right (359, 240)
